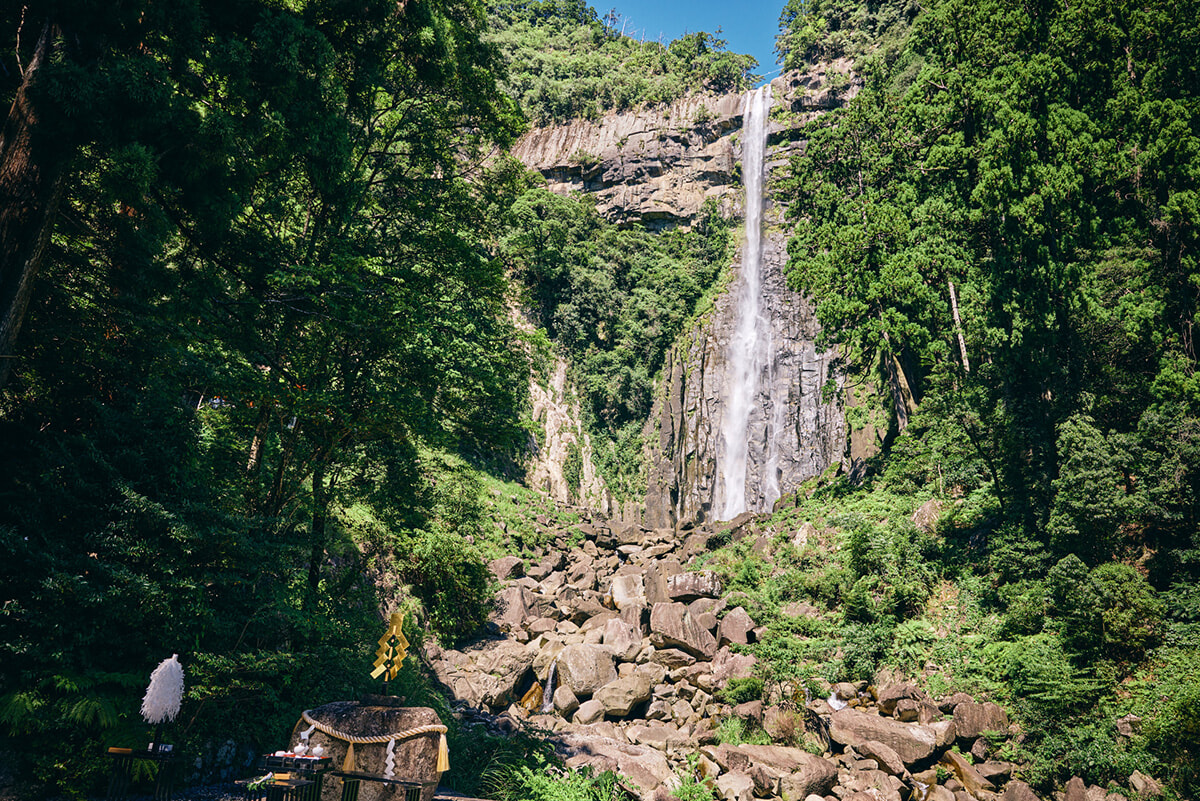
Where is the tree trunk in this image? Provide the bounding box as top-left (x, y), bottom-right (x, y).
top-left (245, 404), bottom-right (272, 473)
top-left (0, 21), bottom-right (69, 389)
top-left (306, 455), bottom-right (330, 607)
top-left (949, 279), bottom-right (970, 373)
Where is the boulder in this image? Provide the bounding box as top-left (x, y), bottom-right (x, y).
top-left (976, 761), bottom-right (1015, 784)
top-left (711, 646), bottom-right (757, 684)
top-left (833, 682), bottom-right (858, 701)
top-left (559, 732), bottom-right (674, 793)
top-left (626, 723), bottom-right (686, 751)
top-left (651, 648), bottom-right (696, 668)
top-left (856, 740), bottom-right (908, 778)
top-left (781, 601), bottom-right (821, 618)
top-left (289, 701), bottom-right (445, 801)
top-left (706, 743), bottom-right (837, 799)
top-left (667, 570), bottom-right (723, 601)
top-left (836, 768), bottom-right (904, 801)
top-left (528, 553), bottom-right (565, 580)
top-left (553, 685), bottom-right (580, 718)
top-left (611, 574), bottom-right (647, 610)
top-left (573, 699), bottom-right (605, 724)
top-left (602, 618), bottom-right (643, 662)
top-left (649, 602), bottom-right (718, 659)
top-left (489, 556), bottom-right (525, 580)
top-left (940, 750), bottom-right (994, 797)
top-left (594, 675), bottom-right (653, 717)
top-left (557, 643), bottom-right (617, 697)
top-left (717, 607), bottom-right (757, 646)
top-left (618, 602), bottom-right (646, 631)
top-left (1129, 771), bottom-right (1163, 798)
top-left (567, 563), bottom-right (596, 590)
top-left (877, 683), bottom-right (933, 716)
top-left (829, 708), bottom-right (942, 765)
top-left (717, 771), bottom-right (755, 801)
top-left (733, 700), bottom-right (764, 726)
top-left (952, 700), bottom-right (1009, 741)
top-left (1116, 714), bottom-right (1142, 738)
top-left (433, 639), bottom-right (536, 711)
top-left (1003, 780), bottom-right (1042, 801)
top-left (644, 559), bottom-right (682, 605)
top-left (895, 699), bottom-right (920, 722)
top-left (489, 585), bottom-right (536, 632)
top-left (780, 762), bottom-right (839, 799)
top-left (1064, 777), bottom-right (1088, 801)
top-left (937, 692), bottom-right (975, 713)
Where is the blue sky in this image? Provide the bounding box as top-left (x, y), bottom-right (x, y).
top-left (608, 0), bottom-right (785, 83)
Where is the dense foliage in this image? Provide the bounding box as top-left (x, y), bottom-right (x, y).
top-left (0, 0), bottom-right (530, 794)
top-left (775, 0), bottom-right (917, 71)
top-left (486, 0), bottom-right (759, 123)
top-left (781, 0), bottom-right (1200, 571)
top-left (776, 0), bottom-right (1200, 793)
top-left (498, 190), bottom-right (736, 496)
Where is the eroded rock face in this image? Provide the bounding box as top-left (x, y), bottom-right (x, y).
top-left (511, 92), bottom-right (744, 229)
top-left (510, 69), bottom-right (858, 530)
top-left (642, 223), bottom-right (847, 529)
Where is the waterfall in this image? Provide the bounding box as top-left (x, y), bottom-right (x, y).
top-left (539, 660), bottom-right (557, 714)
top-left (718, 84), bottom-right (773, 521)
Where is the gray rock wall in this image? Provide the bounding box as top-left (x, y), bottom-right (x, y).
top-left (643, 224), bottom-right (847, 529)
top-left (512, 64), bottom-right (862, 525)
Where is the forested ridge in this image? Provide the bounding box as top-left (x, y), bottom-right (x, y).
top-left (775, 0), bottom-right (1200, 793)
top-left (0, 0), bottom-right (1197, 799)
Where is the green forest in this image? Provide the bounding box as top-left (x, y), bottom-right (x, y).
top-left (0, 0), bottom-right (1197, 799)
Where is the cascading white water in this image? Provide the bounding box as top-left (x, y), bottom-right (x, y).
top-left (718, 85), bottom-right (773, 520)
top-left (539, 660), bottom-right (557, 714)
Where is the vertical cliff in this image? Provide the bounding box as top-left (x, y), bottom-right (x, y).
top-left (512, 61), bottom-right (862, 526)
top-left (642, 223), bottom-right (848, 528)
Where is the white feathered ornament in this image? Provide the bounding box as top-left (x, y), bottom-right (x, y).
top-left (141, 654), bottom-right (184, 751)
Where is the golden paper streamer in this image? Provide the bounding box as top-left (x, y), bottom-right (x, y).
top-left (371, 612), bottom-right (410, 683)
top-left (343, 742), bottom-right (357, 772)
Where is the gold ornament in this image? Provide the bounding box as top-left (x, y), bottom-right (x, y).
top-left (370, 612), bottom-right (409, 683)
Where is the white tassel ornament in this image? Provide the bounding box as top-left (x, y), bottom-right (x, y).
top-left (141, 654), bottom-right (185, 725)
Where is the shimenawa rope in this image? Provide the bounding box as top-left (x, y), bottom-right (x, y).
top-left (298, 710), bottom-right (449, 775)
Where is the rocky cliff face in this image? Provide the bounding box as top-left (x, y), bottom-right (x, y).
top-left (511, 59), bottom-right (860, 229)
top-left (512, 61), bottom-right (863, 526)
top-left (642, 226), bottom-right (847, 529)
top-left (510, 91), bottom-right (744, 228)
top-left (526, 358), bottom-right (610, 511)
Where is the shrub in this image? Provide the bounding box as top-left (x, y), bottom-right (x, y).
top-left (405, 529), bottom-right (493, 643)
top-left (838, 621), bottom-right (896, 682)
top-left (715, 716), bottom-right (771, 746)
top-left (672, 755), bottom-right (717, 801)
top-left (1046, 555), bottom-right (1164, 662)
top-left (718, 677), bottom-right (764, 705)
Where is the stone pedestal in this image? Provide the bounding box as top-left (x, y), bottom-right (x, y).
top-left (289, 701), bottom-right (445, 801)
